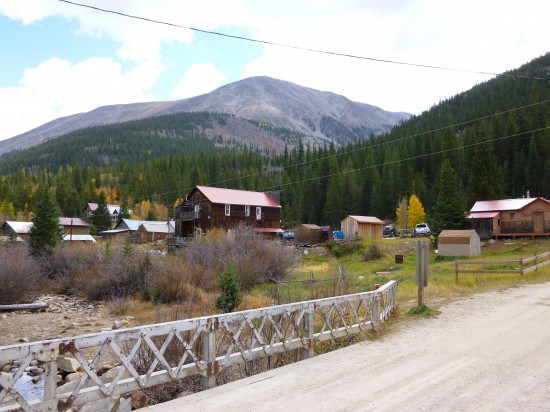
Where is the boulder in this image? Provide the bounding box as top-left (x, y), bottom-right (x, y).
top-left (58, 357), bottom-right (81, 373)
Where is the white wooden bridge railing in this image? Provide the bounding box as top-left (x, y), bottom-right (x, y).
top-left (0, 280), bottom-right (398, 412)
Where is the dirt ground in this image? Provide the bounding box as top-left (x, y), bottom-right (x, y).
top-left (0, 295), bottom-right (121, 347)
top-left (146, 281), bottom-right (550, 412)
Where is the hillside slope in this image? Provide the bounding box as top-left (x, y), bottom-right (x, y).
top-left (0, 76), bottom-right (409, 156)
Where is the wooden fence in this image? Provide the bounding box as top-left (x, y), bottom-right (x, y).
top-left (454, 251), bottom-right (550, 282)
top-left (0, 281), bottom-right (398, 412)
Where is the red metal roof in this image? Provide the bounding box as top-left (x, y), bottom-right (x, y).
top-left (466, 212), bottom-right (500, 219)
top-left (195, 186), bottom-right (281, 208)
top-left (470, 198), bottom-right (549, 212)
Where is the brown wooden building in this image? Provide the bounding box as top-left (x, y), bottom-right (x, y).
top-left (467, 197), bottom-right (550, 238)
top-left (340, 215), bottom-right (384, 239)
top-left (174, 186), bottom-right (282, 238)
top-left (59, 217), bottom-right (90, 235)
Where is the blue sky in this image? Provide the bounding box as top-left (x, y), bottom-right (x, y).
top-left (0, 0), bottom-right (548, 141)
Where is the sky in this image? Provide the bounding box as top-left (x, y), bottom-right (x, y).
top-left (0, 0), bottom-right (548, 141)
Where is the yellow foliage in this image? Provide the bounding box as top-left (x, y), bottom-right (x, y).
top-left (395, 197), bottom-right (408, 228)
top-left (407, 194), bottom-right (426, 227)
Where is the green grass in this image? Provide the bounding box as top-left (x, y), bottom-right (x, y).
top-left (280, 238), bottom-right (550, 314)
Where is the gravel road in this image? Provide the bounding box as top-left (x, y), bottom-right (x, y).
top-left (147, 282), bottom-right (550, 412)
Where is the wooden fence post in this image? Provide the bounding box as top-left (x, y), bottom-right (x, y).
top-left (455, 259), bottom-right (459, 284)
top-left (303, 303), bottom-right (315, 359)
top-left (519, 259), bottom-right (524, 280)
top-left (202, 319), bottom-right (217, 389)
top-left (42, 358), bottom-right (58, 411)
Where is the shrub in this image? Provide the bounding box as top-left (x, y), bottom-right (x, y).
top-left (324, 240), bottom-right (363, 257)
top-left (364, 244), bottom-right (383, 261)
top-left (185, 225), bottom-right (298, 289)
top-left (0, 246), bottom-right (42, 304)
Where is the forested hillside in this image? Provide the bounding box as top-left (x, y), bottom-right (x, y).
top-left (0, 54), bottom-right (548, 228)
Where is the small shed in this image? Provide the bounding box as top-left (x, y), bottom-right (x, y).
top-left (294, 224), bottom-right (323, 246)
top-left (136, 222), bottom-right (175, 243)
top-left (320, 226), bottom-right (334, 242)
top-left (340, 216), bottom-right (384, 239)
top-left (438, 230), bottom-right (481, 257)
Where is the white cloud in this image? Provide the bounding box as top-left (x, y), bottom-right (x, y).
top-left (171, 63), bottom-right (226, 99)
top-left (0, 57), bottom-right (163, 140)
top-left (0, 0), bottom-right (548, 140)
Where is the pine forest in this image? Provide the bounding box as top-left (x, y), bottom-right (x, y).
top-left (0, 54), bottom-right (549, 229)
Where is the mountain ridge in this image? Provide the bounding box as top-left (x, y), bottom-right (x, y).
top-left (0, 76), bottom-right (410, 156)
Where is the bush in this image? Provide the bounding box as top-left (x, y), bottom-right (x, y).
top-left (364, 244), bottom-right (383, 261)
top-left (185, 225), bottom-right (298, 288)
top-left (324, 240), bottom-right (363, 257)
top-left (0, 246), bottom-right (42, 304)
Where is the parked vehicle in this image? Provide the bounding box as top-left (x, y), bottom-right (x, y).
top-left (414, 223), bottom-right (431, 236)
top-left (383, 225), bottom-right (398, 238)
top-left (282, 231), bottom-right (295, 241)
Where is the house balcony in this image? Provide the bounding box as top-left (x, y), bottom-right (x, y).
top-left (496, 220), bottom-right (550, 238)
top-left (179, 211), bottom-right (199, 221)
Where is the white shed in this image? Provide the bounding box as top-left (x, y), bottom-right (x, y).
top-left (437, 230), bottom-right (481, 257)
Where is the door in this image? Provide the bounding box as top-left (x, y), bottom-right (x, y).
top-left (533, 213), bottom-right (544, 233)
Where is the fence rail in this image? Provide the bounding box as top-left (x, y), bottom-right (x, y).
top-left (454, 251), bottom-right (550, 282)
top-left (0, 281), bottom-right (398, 412)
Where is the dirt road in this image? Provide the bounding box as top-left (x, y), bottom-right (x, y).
top-left (147, 282), bottom-right (550, 412)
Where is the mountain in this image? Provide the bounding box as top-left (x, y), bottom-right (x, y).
top-left (0, 76), bottom-right (410, 156)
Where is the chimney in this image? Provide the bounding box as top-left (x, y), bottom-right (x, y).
top-left (527, 190), bottom-right (530, 198)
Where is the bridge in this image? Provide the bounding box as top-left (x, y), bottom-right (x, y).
top-left (0, 281), bottom-right (398, 411)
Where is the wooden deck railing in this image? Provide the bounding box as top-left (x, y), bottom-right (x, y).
top-left (0, 281), bottom-right (398, 412)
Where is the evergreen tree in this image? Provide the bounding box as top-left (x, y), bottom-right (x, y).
top-left (215, 263), bottom-right (243, 313)
top-left (431, 159), bottom-right (467, 236)
top-left (91, 192), bottom-right (112, 234)
top-left (29, 189), bottom-right (63, 257)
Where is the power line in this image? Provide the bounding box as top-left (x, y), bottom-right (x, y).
top-left (58, 0), bottom-right (550, 81)
top-left (138, 98), bottom-right (550, 200)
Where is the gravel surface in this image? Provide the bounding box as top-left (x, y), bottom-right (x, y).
top-left (146, 282), bottom-right (550, 412)
top-left (0, 295), bottom-right (119, 346)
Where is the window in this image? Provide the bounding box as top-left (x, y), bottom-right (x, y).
top-left (244, 205), bottom-right (250, 217)
top-left (510, 213), bottom-right (516, 220)
top-left (194, 204), bottom-right (200, 213)
top-left (225, 204), bottom-right (230, 216)
top-left (256, 207), bottom-right (262, 220)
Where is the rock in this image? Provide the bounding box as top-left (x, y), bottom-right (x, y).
top-left (79, 395), bottom-right (131, 412)
top-left (131, 390), bottom-right (150, 409)
top-left (31, 375), bottom-right (41, 384)
top-left (101, 366), bottom-right (131, 383)
top-left (58, 357), bottom-right (81, 373)
top-left (19, 337), bottom-right (29, 343)
top-left (57, 379), bottom-right (79, 395)
top-left (1, 314), bottom-right (7, 319)
top-left (29, 360), bottom-right (39, 367)
top-left (66, 372), bottom-right (84, 382)
top-left (1, 371), bottom-right (12, 380)
top-left (111, 320), bottom-right (130, 330)
top-left (28, 367), bottom-right (44, 376)
top-left (95, 365), bottom-right (113, 376)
